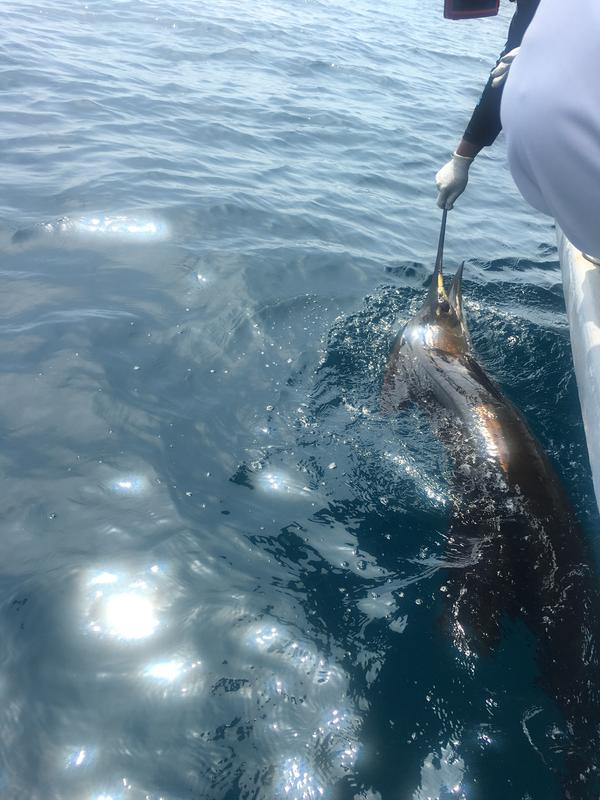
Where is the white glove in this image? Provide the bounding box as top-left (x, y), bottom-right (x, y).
top-left (490, 47), bottom-right (520, 89)
top-left (435, 152), bottom-right (473, 209)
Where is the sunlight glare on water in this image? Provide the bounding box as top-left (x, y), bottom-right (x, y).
top-left (257, 469), bottom-right (312, 497)
top-left (278, 757), bottom-right (325, 800)
top-left (108, 474), bottom-right (149, 496)
top-left (83, 568), bottom-right (165, 641)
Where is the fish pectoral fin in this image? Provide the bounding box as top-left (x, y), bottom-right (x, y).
top-left (381, 364), bottom-right (410, 413)
top-left (381, 340), bottom-right (412, 413)
top-left (442, 522), bottom-right (516, 658)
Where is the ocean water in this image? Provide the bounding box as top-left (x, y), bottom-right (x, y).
top-left (1, 1), bottom-right (598, 799)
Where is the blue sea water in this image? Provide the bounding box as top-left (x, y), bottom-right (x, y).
top-left (1, 1), bottom-right (598, 798)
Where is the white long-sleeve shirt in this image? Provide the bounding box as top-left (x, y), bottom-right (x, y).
top-left (501, 0), bottom-right (600, 256)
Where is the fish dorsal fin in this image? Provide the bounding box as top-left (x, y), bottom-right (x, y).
top-left (448, 261), bottom-right (465, 320)
top-left (449, 261), bottom-right (472, 347)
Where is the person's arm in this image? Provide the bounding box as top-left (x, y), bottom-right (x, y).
top-left (436, 0), bottom-right (539, 209)
top-left (456, 140), bottom-right (482, 159)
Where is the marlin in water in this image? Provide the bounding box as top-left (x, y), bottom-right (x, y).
top-left (383, 211), bottom-right (600, 798)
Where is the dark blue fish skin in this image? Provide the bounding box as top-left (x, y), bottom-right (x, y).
top-left (383, 264), bottom-right (600, 799)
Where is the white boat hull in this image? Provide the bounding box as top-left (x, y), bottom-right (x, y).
top-left (558, 229), bottom-right (600, 512)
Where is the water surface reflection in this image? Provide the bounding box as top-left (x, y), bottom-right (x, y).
top-left (1, 0), bottom-right (596, 797)
top-left (84, 568), bottom-right (165, 641)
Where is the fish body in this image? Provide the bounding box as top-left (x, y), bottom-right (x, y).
top-left (384, 259), bottom-right (600, 798)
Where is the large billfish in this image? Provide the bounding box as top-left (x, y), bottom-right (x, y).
top-left (383, 212), bottom-right (600, 799)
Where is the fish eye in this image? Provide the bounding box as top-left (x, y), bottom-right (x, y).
top-left (439, 299), bottom-right (450, 313)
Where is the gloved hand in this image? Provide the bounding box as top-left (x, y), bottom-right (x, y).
top-left (435, 153), bottom-right (474, 209)
top-left (491, 47), bottom-right (520, 89)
